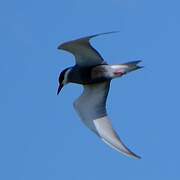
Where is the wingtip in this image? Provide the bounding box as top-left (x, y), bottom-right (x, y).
top-left (57, 31), bottom-right (120, 50)
top-left (136, 155), bottom-right (141, 159)
top-left (101, 137), bottom-right (141, 160)
top-left (118, 147), bottom-right (141, 160)
top-left (129, 152), bottom-right (141, 160)
top-left (90, 31), bottom-right (120, 39)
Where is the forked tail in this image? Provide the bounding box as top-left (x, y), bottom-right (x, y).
top-left (122, 60), bottom-right (143, 73)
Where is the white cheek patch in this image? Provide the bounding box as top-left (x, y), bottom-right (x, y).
top-left (62, 68), bottom-right (71, 85)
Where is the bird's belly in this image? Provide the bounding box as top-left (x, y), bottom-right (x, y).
top-left (68, 65), bottom-right (109, 85)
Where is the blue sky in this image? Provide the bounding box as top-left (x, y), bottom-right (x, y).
top-left (0, 0), bottom-right (180, 179)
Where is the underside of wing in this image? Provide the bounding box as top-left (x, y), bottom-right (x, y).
top-left (58, 31), bottom-right (118, 67)
top-left (93, 116), bottom-right (141, 159)
top-left (73, 81), bottom-right (110, 132)
top-left (73, 81), bottom-right (140, 159)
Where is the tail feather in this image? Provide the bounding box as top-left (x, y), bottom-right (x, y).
top-left (123, 60), bottom-right (143, 73)
top-left (123, 60), bottom-right (142, 65)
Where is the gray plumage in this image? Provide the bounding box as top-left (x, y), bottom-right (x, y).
top-left (57, 32), bottom-right (142, 159)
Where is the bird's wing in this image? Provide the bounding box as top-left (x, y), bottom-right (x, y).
top-left (73, 81), bottom-right (140, 159)
top-left (58, 31), bottom-right (118, 67)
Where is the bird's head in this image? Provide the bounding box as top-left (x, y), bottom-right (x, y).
top-left (57, 68), bottom-right (71, 95)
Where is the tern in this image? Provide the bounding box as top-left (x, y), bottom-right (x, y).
top-left (57, 32), bottom-right (142, 159)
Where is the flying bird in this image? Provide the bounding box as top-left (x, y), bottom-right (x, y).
top-left (57, 32), bottom-right (142, 159)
